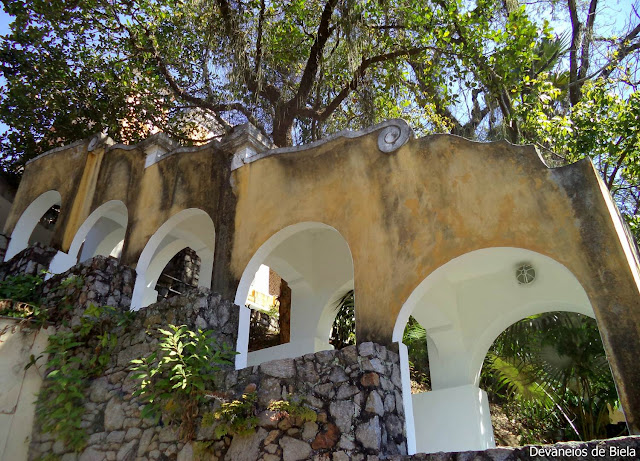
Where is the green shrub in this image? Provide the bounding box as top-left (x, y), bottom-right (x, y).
top-left (212, 392), bottom-right (259, 438)
top-left (0, 272), bottom-right (45, 305)
top-left (131, 324), bottom-right (237, 440)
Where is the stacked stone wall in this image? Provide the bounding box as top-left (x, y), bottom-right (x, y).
top-left (249, 308), bottom-right (280, 351)
top-left (221, 342), bottom-right (407, 460)
top-left (0, 244), bottom-right (57, 281)
top-left (28, 293), bottom-right (406, 460)
top-left (40, 256), bottom-right (135, 314)
top-left (392, 436), bottom-right (640, 461)
top-left (28, 289), bottom-right (239, 461)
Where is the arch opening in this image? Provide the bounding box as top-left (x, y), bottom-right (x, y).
top-left (480, 311), bottom-right (627, 447)
top-left (235, 222), bottom-right (354, 370)
top-left (246, 264), bottom-right (291, 353)
top-left (155, 247), bottom-right (202, 303)
top-left (131, 209), bottom-right (215, 310)
top-left (393, 247), bottom-right (600, 455)
top-left (48, 200), bottom-right (129, 275)
top-left (5, 190), bottom-right (62, 261)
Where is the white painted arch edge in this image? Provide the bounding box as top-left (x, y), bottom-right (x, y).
top-left (48, 200), bottom-right (128, 275)
top-left (131, 208), bottom-right (216, 311)
top-left (5, 190), bottom-right (62, 261)
top-left (234, 221), bottom-right (355, 370)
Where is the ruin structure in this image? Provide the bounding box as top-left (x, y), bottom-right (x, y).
top-left (1, 119), bottom-right (640, 459)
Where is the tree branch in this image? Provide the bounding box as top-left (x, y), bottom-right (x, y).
top-left (288, 0), bottom-right (339, 113)
top-left (254, 0), bottom-right (266, 74)
top-left (567, 0), bottom-right (583, 105)
top-left (577, 0), bottom-right (598, 84)
top-left (601, 22), bottom-right (640, 79)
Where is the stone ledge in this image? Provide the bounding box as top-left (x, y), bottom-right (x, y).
top-left (391, 436), bottom-right (640, 460)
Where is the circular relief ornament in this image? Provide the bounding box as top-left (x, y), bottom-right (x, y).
top-left (516, 263), bottom-right (536, 285)
top-left (87, 135), bottom-right (102, 152)
top-left (377, 122), bottom-right (411, 153)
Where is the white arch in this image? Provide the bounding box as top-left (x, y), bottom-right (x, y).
top-left (393, 247), bottom-right (593, 342)
top-left (393, 247), bottom-right (597, 455)
top-left (48, 200), bottom-right (128, 275)
top-left (131, 208), bottom-right (215, 310)
top-left (90, 232), bottom-right (125, 261)
top-left (69, 201), bottom-right (127, 258)
top-left (235, 222), bottom-right (354, 369)
top-left (469, 300), bottom-right (595, 387)
top-left (5, 190), bottom-right (61, 261)
top-left (317, 279), bottom-right (355, 345)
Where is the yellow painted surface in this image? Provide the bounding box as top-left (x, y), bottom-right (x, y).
top-left (229, 135), bottom-right (614, 342)
top-left (61, 149), bottom-right (105, 250)
top-left (7, 125), bottom-right (640, 431)
top-left (3, 142), bottom-right (89, 247)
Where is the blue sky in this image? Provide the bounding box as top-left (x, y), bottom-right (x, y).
top-left (0, 5), bottom-right (10, 135)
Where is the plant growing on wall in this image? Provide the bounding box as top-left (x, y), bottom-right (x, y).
top-left (268, 396), bottom-right (317, 424)
top-left (35, 303), bottom-right (132, 452)
top-left (210, 391), bottom-right (260, 438)
top-left (330, 289), bottom-right (355, 349)
top-left (0, 272), bottom-right (45, 305)
top-left (0, 271), bottom-right (46, 325)
top-left (130, 324), bottom-right (237, 440)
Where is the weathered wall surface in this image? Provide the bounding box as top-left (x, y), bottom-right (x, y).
top-left (5, 121), bottom-right (640, 432)
top-left (0, 318), bottom-right (51, 461)
top-left (2, 140), bottom-right (92, 248)
top-left (228, 132), bottom-right (640, 432)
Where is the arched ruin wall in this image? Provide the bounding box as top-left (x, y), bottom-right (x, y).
top-left (4, 122), bottom-right (640, 432)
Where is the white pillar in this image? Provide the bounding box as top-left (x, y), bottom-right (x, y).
top-left (412, 384), bottom-right (495, 454)
top-left (235, 305), bottom-right (250, 369)
top-left (47, 251), bottom-right (77, 276)
top-left (398, 342), bottom-right (417, 455)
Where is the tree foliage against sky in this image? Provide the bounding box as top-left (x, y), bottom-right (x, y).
top-left (1, 0), bottom-right (639, 219)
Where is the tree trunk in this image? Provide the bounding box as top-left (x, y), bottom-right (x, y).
top-left (278, 279), bottom-right (291, 344)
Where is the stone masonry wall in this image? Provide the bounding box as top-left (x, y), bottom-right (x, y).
top-left (219, 342), bottom-right (407, 460)
top-left (28, 289), bottom-right (240, 461)
top-left (28, 301), bottom-right (406, 460)
top-left (40, 256), bottom-right (136, 314)
top-left (0, 244), bottom-right (57, 281)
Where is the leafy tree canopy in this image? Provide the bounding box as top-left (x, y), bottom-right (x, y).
top-left (1, 0), bottom-right (639, 215)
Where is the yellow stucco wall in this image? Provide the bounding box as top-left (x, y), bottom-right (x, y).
top-left (3, 121), bottom-right (640, 432)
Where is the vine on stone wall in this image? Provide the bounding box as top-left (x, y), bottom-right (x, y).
top-left (210, 391), bottom-right (259, 438)
top-left (268, 396), bottom-right (318, 424)
top-left (0, 272), bottom-right (47, 337)
top-left (34, 302), bottom-right (132, 453)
